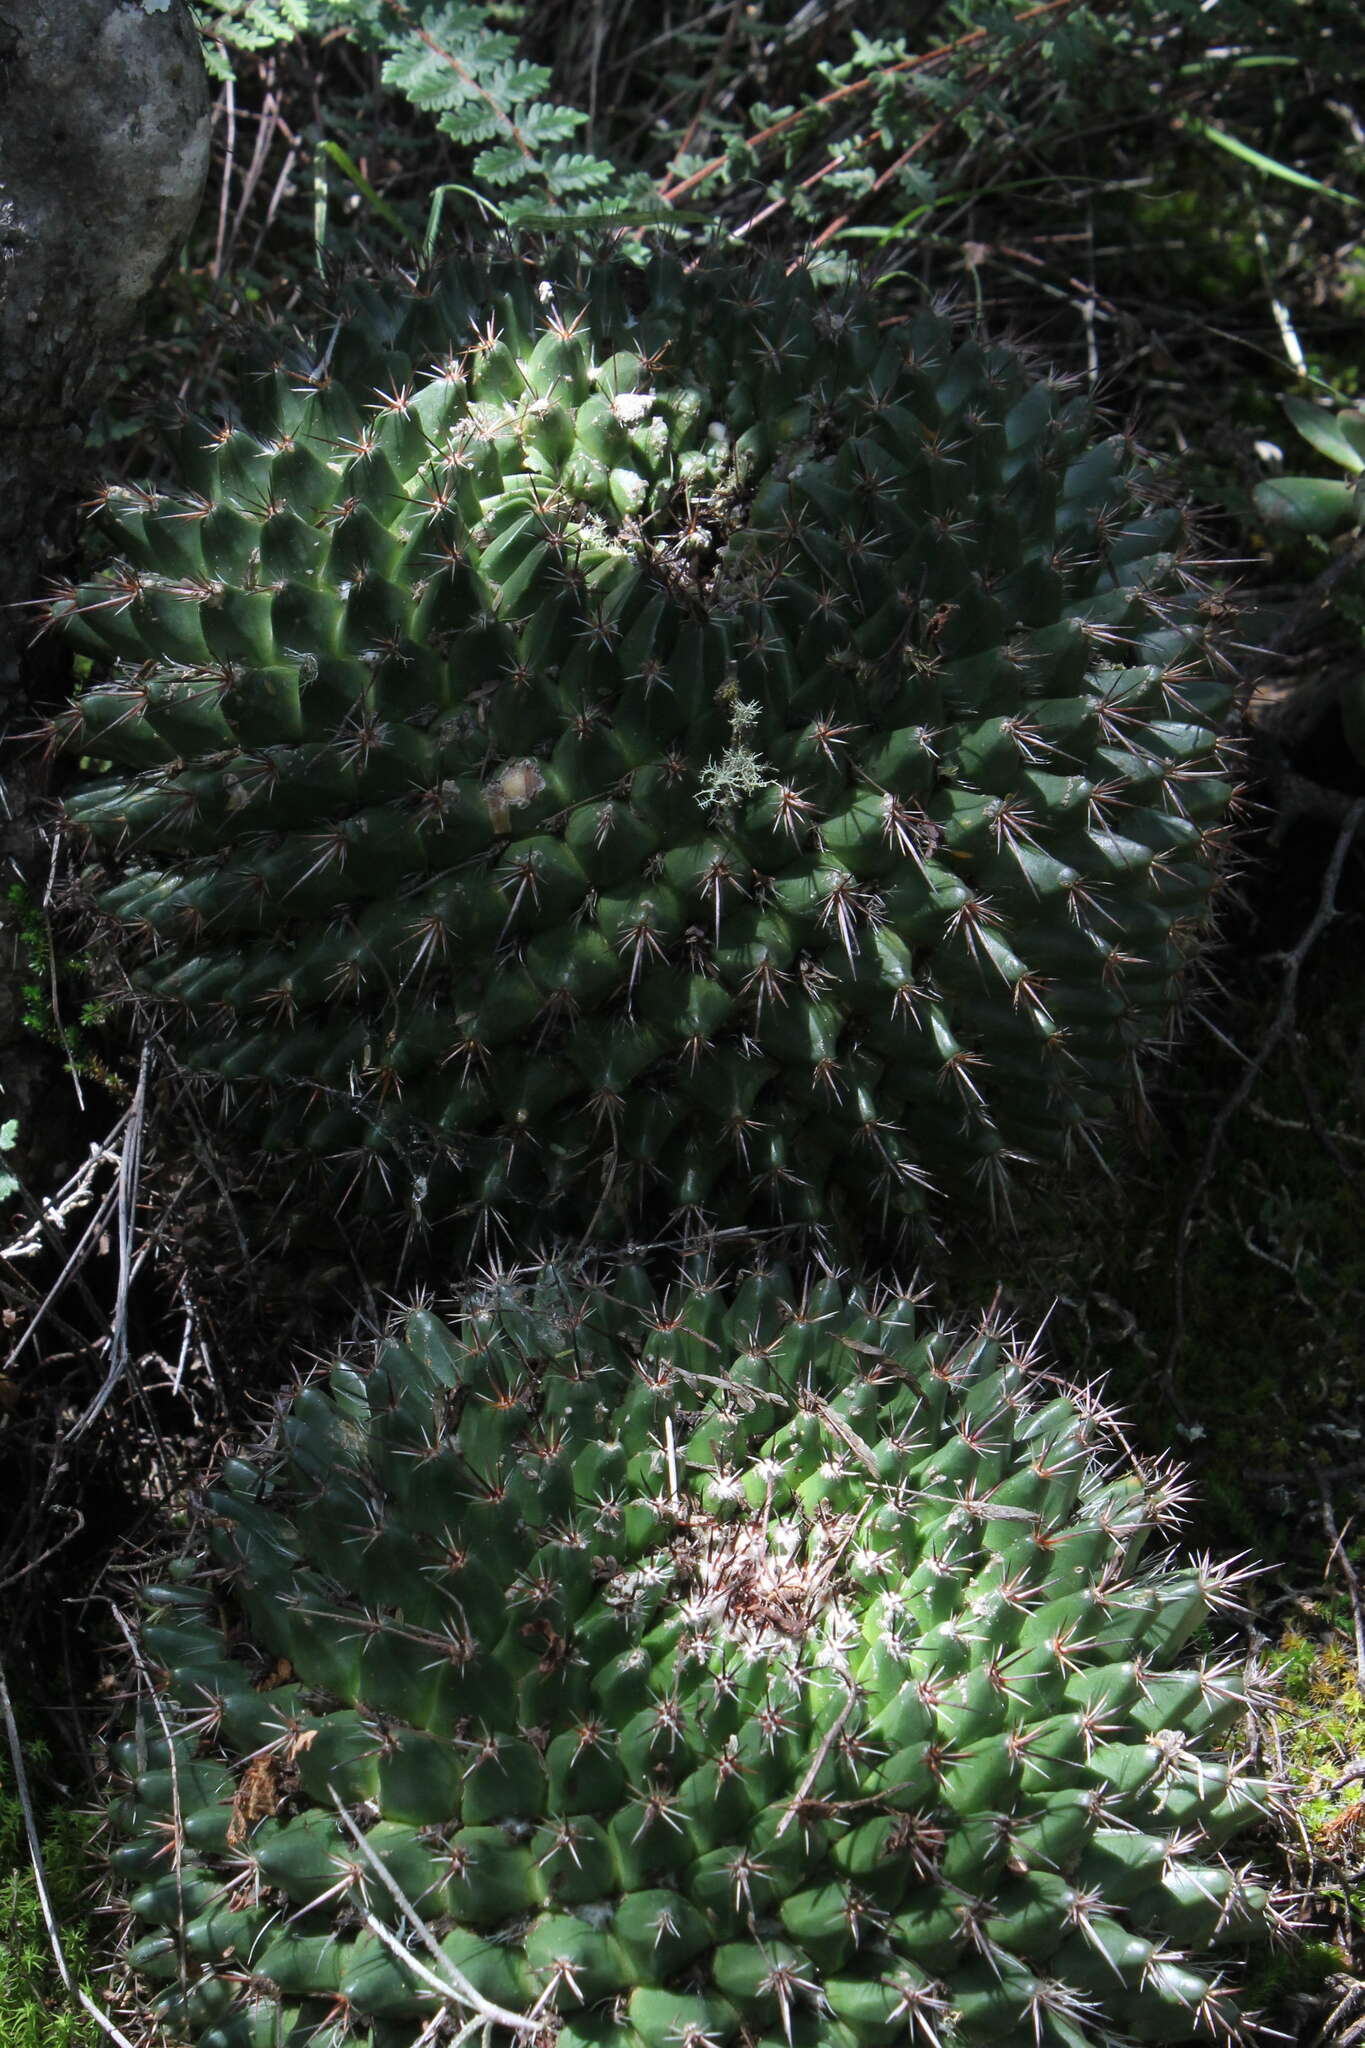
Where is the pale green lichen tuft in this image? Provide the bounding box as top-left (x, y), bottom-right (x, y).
top-left (694, 683), bottom-right (771, 815)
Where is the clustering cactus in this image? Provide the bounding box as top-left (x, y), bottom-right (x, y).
top-left (65, 251), bottom-right (1270, 2048)
top-left (50, 256), bottom-right (1232, 1242)
top-left (110, 1270), bottom-right (1271, 2048)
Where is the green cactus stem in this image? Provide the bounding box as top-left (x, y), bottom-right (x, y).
top-left (51, 256), bottom-right (1234, 1244)
top-left (107, 1267), bottom-right (1274, 2047)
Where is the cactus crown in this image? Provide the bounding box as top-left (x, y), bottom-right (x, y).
top-left (112, 1269), bottom-right (1270, 2048)
top-left (52, 254), bottom-right (1231, 1245)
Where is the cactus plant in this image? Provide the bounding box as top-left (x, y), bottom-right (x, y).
top-left (108, 1268), bottom-right (1272, 2048)
top-left (49, 256), bottom-right (1232, 1242)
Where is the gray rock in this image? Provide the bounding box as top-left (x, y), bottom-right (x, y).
top-left (0, 0), bottom-right (210, 697)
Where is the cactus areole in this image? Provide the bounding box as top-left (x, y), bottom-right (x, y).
top-left (52, 258), bottom-right (1233, 1240)
top-left (111, 1271), bottom-right (1270, 2047)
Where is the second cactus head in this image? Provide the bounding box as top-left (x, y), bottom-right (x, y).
top-left (110, 1268), bottom-right (1272, 2048)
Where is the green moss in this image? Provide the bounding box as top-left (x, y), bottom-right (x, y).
top-left (1124, 164), bottom-right (1264, 305)
top-left (0, 1738), bottom-right (98, 2048)
top-left (1273, 1618), bottom-right (1365, 1827)
top-left (2, 884), bottom-right (117, 1090)
top-left (1266, 1612), bottom-right (1365, 1944)
top-left (1245, 1936), bottom-right (1347, 2009)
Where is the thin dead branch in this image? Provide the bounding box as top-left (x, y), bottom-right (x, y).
top-left (0, 1660), bottom-right (141, 2048)
top-left (660, 0), bottom-right (1081, 205)
top-left (66, 1043), bottom-right (151, 1442)
top-left (1321, 1486), bottom-right (1365, 1691)
top-left (1164, 797), bottom-right (1364, 1393)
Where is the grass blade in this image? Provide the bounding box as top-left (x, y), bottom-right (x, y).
top-left (1186, 118), bottom-right (1362, 207)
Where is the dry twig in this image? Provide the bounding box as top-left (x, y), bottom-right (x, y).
top-left (1321, 1485), bottom-right (1365, 1690)
top-left (1164, 798), bottom-right (1364, 1392)
top-left (0, 1660), bottom-right (141, 2048)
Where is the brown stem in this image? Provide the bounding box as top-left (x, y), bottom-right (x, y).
top-left (660, 0), bottom-right (1080, 206)
top-left (381, 0), bottom-right (534, 160)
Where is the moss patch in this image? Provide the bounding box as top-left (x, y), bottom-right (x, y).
top-left (1270, 1613), bottom-right (1365, 1942)
top-left (0, 1735), bottom-right (98, 2048)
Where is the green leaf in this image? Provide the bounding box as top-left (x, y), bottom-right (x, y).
top-left (520, 103), bottom-right (587, 147)
top-left (1252, 475), bottom-right (1360, 535)
top-left (1185, 118), bottom-right (1362, 208)
top-left (504, 197), bottom-right (679, 231)
top-left (1282, 394), bottom-right (1365, 476)
top-left (472, 142), bottom-right (530, 189)
top-left (316, 140), bottom-right (409, 239)
top-left (539, 150), bottom-right (616, 196)
top-left (421, 181), bottom-right (507, 261)
top-left (439, 106), bottom-right (505, 145)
